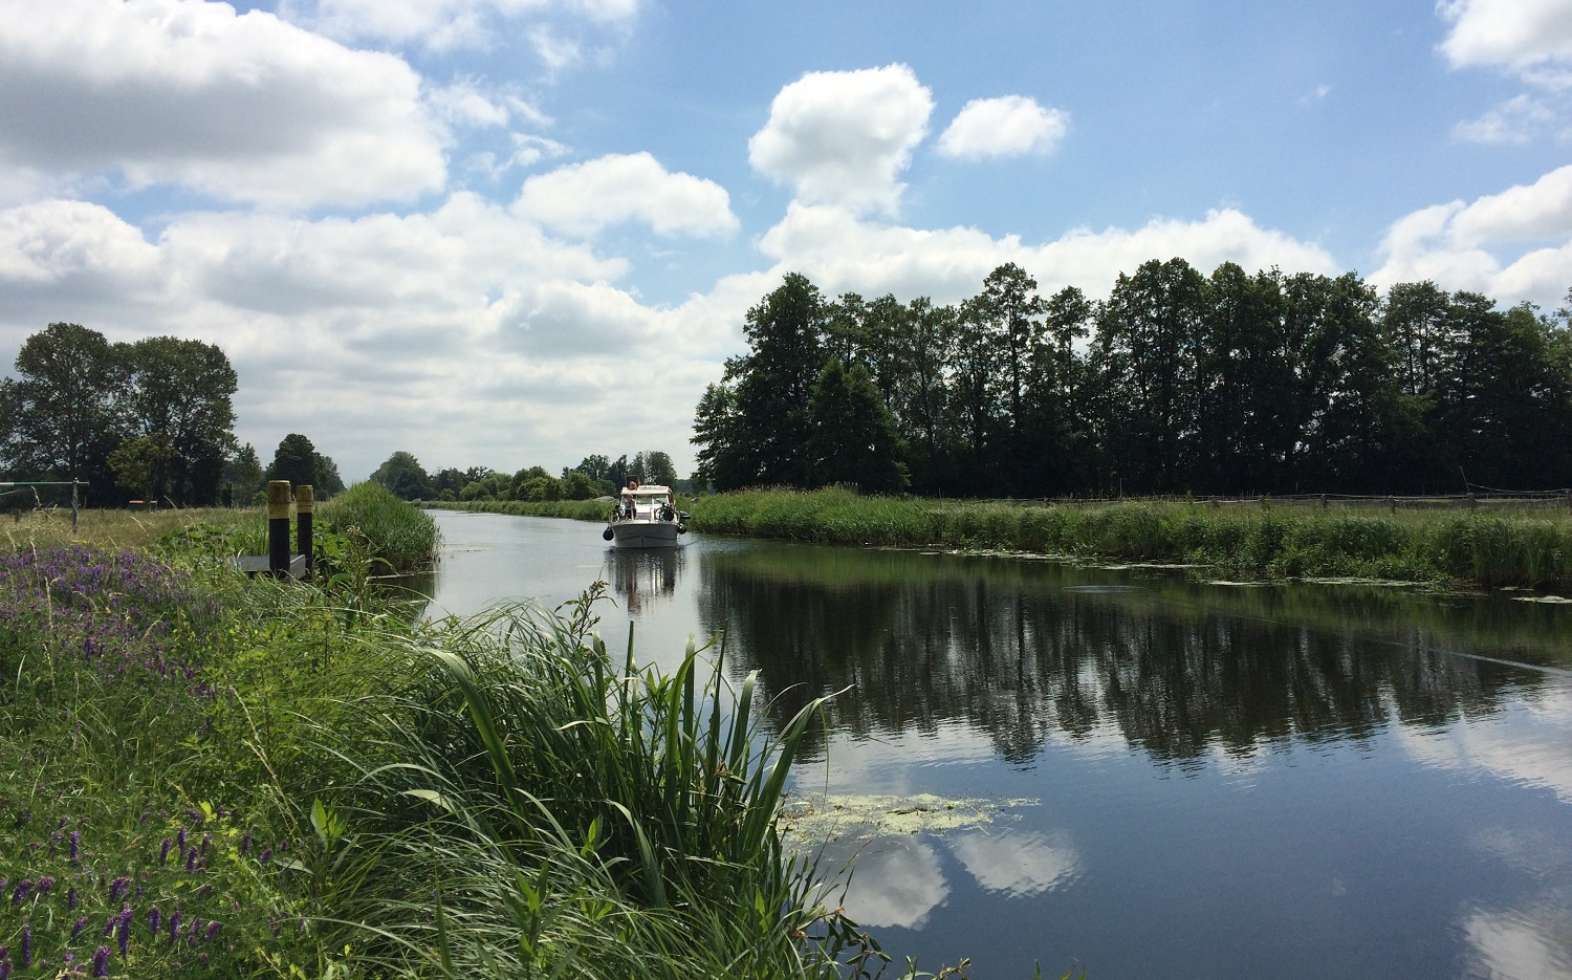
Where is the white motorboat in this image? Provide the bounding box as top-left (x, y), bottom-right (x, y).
top-left (603, 484), bottom-right (686, 549)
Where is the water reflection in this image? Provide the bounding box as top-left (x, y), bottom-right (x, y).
top-left (697, 546), bottom-right (1551, 766)
top-left (601, 547), bottom-right (684, 615)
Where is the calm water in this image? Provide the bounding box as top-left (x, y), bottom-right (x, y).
top-left (420, 510), bottom-right (1572, 979)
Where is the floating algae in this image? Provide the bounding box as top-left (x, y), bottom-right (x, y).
top-left (779, 793), bottom-right (1039, 843)
top-left (1512, 594), bottom-right (1572, 605)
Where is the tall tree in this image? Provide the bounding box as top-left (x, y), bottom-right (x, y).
top-left (222, 443), bottom-right (264, 505)
top-left (643, 450), bottom-right (678, 486)
top-left (0, 323), bottom-right (128, 495)
top-left (805, 360), bottom-right (908, 494)
top-left (121, 336), bottom-right (237, 504)
top-left (267, 433), bottom-right (319, 488)
top-left (977, 263), bottom-right (1047, 487)
top-left (371, 451), bottom-right (435, 500)
top-left (730, 273), bottom-right (828, 487)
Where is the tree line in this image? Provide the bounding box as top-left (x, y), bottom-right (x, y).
top-left (0, 322), bottom-right (344, 506)
top-left (692, 264), bottom-right (1572, 497)
top-left (369, 449), bottom-right (682, 502)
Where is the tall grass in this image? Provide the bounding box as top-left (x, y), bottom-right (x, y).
top-left (425, 498), bottom-right (619, 521)
top-left (321, 482), bottom-right (440, 574)
top-left (432, 488), bottom-right (1572, 588)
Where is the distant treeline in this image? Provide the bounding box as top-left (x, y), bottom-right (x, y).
top-left (693, 263), bottom-right (1572, 497)
top-left (0, 322), bottom-right (345, 506)
top-left (369, 449), bottom-right (684, 502)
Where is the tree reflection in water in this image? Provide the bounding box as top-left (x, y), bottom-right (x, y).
top-left (696, 545), bottom-right (1557, 766)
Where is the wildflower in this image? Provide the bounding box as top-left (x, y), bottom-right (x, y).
top-left (108, 877), bottom-right (129, 903)
top-left (258, 848), bottom-right (272, 865)
top-left (147, 907), bottom-right (160, 938)
top-left (200, 833), bottom-right (211, 853)
top-left (35, 876), bottom-right (54, 896)
top-left (71, 916), bottom-right (88, 941)
top-left (158, 838), bottom-right (172, 864)
top-left (19, 926), bottom-right (29, 968)
top-left (68, 887), bottom-right (77, 910)
top-left (0, 959), bottom-right (8, 980)
top-left (92, 946), bottom-right (109, 977)
top-left (239, 833), bottom-right (251, 855)
top-left (168, 910), bottom-right (181, 944)
top-left (116, 909), bottom-right (131, 956)
top-left (185, 847), bottom-right (197, 872)
top-left (176, 828), bottom-right (186, 851)
top-left (204, 921), bottom-right (222, 942)
top-left (10, 880), bottom-right (30, 905)
top-left (69, 830), bottom-right (81, 862)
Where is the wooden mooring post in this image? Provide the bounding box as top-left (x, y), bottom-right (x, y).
top-left (295, 484), bottom-right (314, 578)
top-left (267, 481), bottom-right (292, 579)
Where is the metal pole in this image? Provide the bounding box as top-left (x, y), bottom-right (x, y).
top-left (295, 484), bottom-right (314, 578)
top-left (267, 481), bottom-right (292, 579)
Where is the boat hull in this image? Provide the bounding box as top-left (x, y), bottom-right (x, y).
top-left (610, 520), bottom-right (681, 549)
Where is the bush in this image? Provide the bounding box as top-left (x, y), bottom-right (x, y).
top-left (320, 481), bottom-right (439, 574)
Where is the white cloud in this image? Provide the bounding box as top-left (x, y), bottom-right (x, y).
top-left (1438, 0), bottom-right (1572, 87)
top-left (1373, 164), bottom-right (1572, 305)
top-left (1299, 83), bottom-right (1334, 107)
top-left (427, 78), bottom-right (524, 129)
top-left (1452, 94), bottom-right (1558, 144)
top-left (756, 202), bottom-right (1336, 304)
top-left (951, 830), bottom-right (1080, 897)
top-left (936, 95), bottom-right (1070, 160)
top-left (529, 25), bottom-right (583, 73)
top-left (748, 64), bottom-right (934, 215)
top-left (515, 153), bottom-right (739, 238)
top-left (282, 0), bottom-right (638, 52)
top-left (0, 0), bottom-right (446, 210)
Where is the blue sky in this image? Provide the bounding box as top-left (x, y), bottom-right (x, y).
top-left (1, 0), bottom-right (1570, 479)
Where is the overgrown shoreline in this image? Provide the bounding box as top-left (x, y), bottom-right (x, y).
top-left (0, 487), bottom-right (897, 978)
top-left (425, 488), bottom-right (1572, 589)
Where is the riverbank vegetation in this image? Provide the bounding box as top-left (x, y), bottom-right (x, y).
top-left (368, 450), bottom-right (687, 504)
top-left (693, 267), bottom-right (1572, 498)
top-left (428, 488), bottom-right (1572, 588)
top-left (0, 490), bottom-right (908, 978)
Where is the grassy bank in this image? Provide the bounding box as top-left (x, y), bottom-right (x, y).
top-left (428, 488), bottom-right (1572, 588)
top-left (0, 490), bottom-right (900, 978)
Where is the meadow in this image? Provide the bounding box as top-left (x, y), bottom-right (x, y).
top-left (428, 488), bottom-right (1572, 589)
top-left (0, 487), bottom-right (903, 978)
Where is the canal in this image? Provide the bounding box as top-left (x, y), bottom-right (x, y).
top-left (420, 509), bottom-right (1572, 979)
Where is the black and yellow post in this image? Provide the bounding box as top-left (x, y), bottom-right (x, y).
top-left (267, 480), bottom-right (292, 578)
top-left (295, 484), bottom-right (314, 578)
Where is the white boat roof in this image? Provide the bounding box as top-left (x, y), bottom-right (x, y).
top-left (624, 485), bottom-right (673, 496)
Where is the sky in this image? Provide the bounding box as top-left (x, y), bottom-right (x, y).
top-left (2, 0), bottom-right (1571, 480)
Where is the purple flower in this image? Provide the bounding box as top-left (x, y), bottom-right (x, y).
top-left (92, 946), bottom-right (109, 978)
top-left (68, 887), bottom-right (77, 910)
top-left (69, 830), bottom-right (81, 862)
top-left (34, 876), bottom-right (54, 896)
top-left (0, 958), bottom-right (9, 980)
top-left (103, 914), bottom-right (116, 937)
top-left (147, 907), bottom-right (160, 938)
top-left (167, 910), bottom-right (181, 944)
top-left (158, 838), bottom-right (172, 864)
top-left (200, 833), bottom-right (211, 853)
top-left (72, 916), bottom-right (88, 941)
top-left (176, 828), bottom-right (186, 851)
top-left (108, 877), bottom-right (128, 903)
top-left (10, 880), bottom-right (30, 905)
top-left (18, 926), bottom-right (29, 969)
top-left (116, 909), bottom-right (131, 956)
top-left (185, 847), bottom-right (197, 872)
top-left (204, 921), bottom-right (222, 942)
top-left (258, 848), bottom-right (272, 865)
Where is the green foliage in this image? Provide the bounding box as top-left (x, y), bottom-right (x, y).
top-left (805, 359), bottom-right (908, 493)
top-left (266, 432), bottom-right (319, 488)
top-left (371, 450), bottom-right (436, 500)
top-left (320, 482), bottom-right (439, 574)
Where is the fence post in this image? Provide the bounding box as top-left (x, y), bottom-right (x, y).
top-left (295, 484), bottom-right (314, 578)
top-left (71, 479), bottom-right (79, 531)
top-left (1387, 495), bottom-right (1397, 515)
top-left (1320, 494), bottom-right (1328, 510)
top-left (267, 481), bottom-right (292, 579)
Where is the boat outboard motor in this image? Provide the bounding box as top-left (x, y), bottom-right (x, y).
top-left (602, 526), bottom-right (614, 541)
